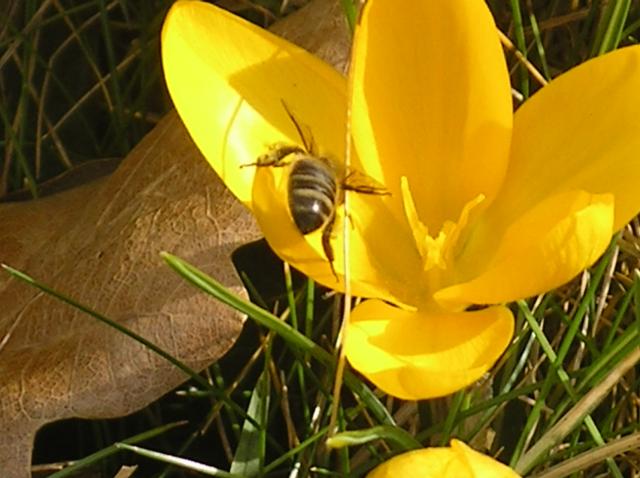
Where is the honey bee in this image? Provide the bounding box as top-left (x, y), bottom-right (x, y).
top-left (244, 102), bottom-right (388, 279)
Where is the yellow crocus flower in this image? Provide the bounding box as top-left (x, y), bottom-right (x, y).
top-left (367, 440), bottom-right (519, 478)
top-left (162, 0), bottom-right (640, 399)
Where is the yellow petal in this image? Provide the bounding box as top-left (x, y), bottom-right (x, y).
top-left (451, 440), bottom-right (521, 477)
top-left (437, 190), bottom-right (614, 307)
top-left (161, 0), bottom-right (346, 205)
top-left (350, 0), bottom-right (512, 232)
top-left (367, 440), bottom-right (520, 478)
top-left (489, 46), bottom-right (640, 232)
top-left (163, 1), bottom-right (420, 299)
top-left (344, 300), bottom-right (514, 400)
top-left (367, 448), bottom-right (458, 478)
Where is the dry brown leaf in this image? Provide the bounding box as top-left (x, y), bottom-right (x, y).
top-left (269, 0), bottom-right (351, 74)
top-left (0, 0), bottom-right (349, 476)
top-left (0, 111), bottom-right (260, 476)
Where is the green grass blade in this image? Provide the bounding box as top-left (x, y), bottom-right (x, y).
top-left (527, 9), bottom-right (551, 80)
top-left (509, 0), bottom-right (529, 97)
top-left (48, 421), bottom-right (186, 478)
top-left (515, 346), bottom-right (640, 475)
top-left (1, 263), bottom-right (212, 392)
top-left (438, 389), bottom-right (465, 446)
top-left (533, 432), bottom-right (640, 478)
top-left (593, 0), bottom-right (632, 55)
top-left (98, 0), bottom-right (128, 153)
top-left (340, 0), bottom-right (357, 33)
top-left (515, 300), bottom-right (615, 475)
top-left (508, 239), bottom-right (618, 468)
top-left (116, 443), bottom-right (241, 477)
top-left (161, 252), bottom-right (395, 427)
top-left (162, 252), bottom-right (320, 356)
top-left (326, 425), bottom-right (421, 451)
top-left (0, 102), bottom-right (38, 198)
top-left (230, 367), bottom-right (270, 476)
top-left (263, 427), bottom-right (327, 473)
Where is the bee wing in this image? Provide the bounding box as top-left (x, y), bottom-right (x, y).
top-left (281, 100), bottom-right (317, 155)
top-left (342, 169), bottom-right (389, 195)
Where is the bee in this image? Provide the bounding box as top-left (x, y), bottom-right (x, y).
top-left (244, 102), bottom-right (389, 279)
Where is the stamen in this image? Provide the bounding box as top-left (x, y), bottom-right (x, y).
top-left (400, 176), bottom-right (485, 273)
top-left (443, 193), bottom-right (485, 264)
top-left (400, 176), bottom-right (430, 260)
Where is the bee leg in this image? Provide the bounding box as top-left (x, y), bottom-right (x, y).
top-left (343, 183), bottom-right (390, 196)
top-left (321, 215), bottom-right (338, 282)
top-left (342, 172), bottom-right (390, 196)
top-left (339, 209), bottom-right (356, 230)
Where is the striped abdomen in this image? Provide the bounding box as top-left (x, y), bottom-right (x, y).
top-left (288, 157), bottom-right (337, 234)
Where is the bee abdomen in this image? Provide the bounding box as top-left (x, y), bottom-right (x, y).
top-left (288, 158), bottom-right (337, 234)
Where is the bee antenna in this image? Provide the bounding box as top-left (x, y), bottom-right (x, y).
top-left (280, 99), bottom-right (314, 153)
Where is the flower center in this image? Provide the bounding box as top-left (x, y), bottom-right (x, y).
top-left (400, 176), bottom-right (484, 291)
